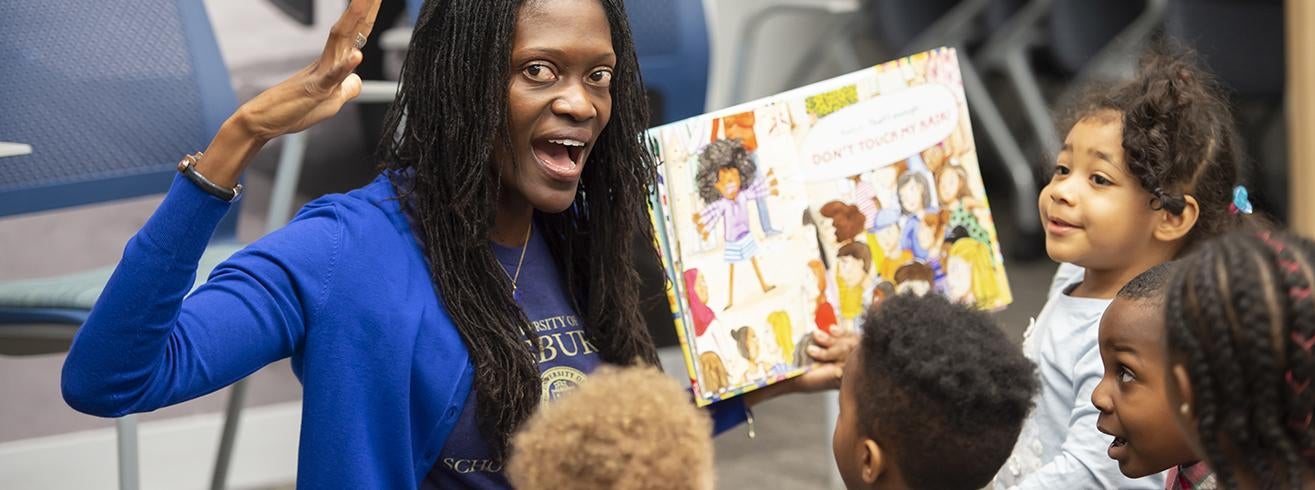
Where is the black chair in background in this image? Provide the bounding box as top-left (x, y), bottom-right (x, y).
top-left (1165, 0), bottom-right (1287, 220)
top-left (976, 0), bottom-right (1167, 162)
top-left (267, 0), bottom-right (315, 26)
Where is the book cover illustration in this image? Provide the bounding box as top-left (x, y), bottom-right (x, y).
top-left (649, 47), bottom-right (1012, 406)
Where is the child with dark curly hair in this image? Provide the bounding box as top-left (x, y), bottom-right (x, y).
top-left (1156, 230), bottom-right (1315, 490)
top-left (996, 44), bottom-right (1259, 490)
top-left (506, 365), bottom-right (714, 490)
top-left (693, 138), bottom-right (777, 307)
top-left (833, 294), bottom-right (1038, 489)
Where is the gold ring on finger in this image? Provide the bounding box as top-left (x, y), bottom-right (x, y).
top-left (354, 32), bottom-right (367, 50)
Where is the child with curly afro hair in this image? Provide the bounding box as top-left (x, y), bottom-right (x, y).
top-left (833, 293), bottom-right (1038, 489)
top-left (506, 365), bottom-right (715, 490)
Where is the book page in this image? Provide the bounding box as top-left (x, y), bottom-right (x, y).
top-left (651, 102), bottom-right (820, 405)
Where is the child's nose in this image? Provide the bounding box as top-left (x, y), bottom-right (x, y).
top-left (1091, 378), bottom-right (1114, 413)
top-left (1047, 175), bottom-right (1080, 206)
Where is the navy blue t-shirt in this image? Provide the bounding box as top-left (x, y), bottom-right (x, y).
top-left (423, 227), bottom-right (601, 489)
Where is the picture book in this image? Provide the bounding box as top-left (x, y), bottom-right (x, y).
top-left (647, 47), bottom-right (1013, 406)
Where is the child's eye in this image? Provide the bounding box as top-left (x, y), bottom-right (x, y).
top-left (1052, 164), bottom-right (1070, 178)
top-left (523, 64), bottom-right (558, 83)
top-left (1118, 366), bottom-right (1135, 384)
top-left (1091, 174), bottom-right (1112, 186)
top-left (587, 68), bottom-right (613, 86)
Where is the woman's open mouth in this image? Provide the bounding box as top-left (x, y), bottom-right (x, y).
top-left (532, 137), bottom-right (586, 182)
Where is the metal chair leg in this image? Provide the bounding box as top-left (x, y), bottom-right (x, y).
top-left (116, 414), bottom-right (139, 490)
top-left (1004, 49), bottom-right (1062, 158)
top-left (824, 391), bottom-right (842, 490)
top-left (959, 56), bottom-right (1041, 235)
top-left (266, 132), bottom-right (309, 231)
top-left (210, 379), bottom-right (249, 490)
top-left (977, 0), bottom-right (1062, 157)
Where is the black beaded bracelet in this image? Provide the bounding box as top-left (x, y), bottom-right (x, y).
top-left (177, 152), bottom-right (243, 203)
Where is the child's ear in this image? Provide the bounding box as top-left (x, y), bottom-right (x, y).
top-left (1154, 195), bottom-right (1200, 243)
top-left (1171, 363), bottom-right (1196, 425)
top-left (861, 438), bottom-right (884, 485)
top-left (1170, 361), bottom-right (1209, 457)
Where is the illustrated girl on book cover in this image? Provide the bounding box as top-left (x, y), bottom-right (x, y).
top-left (692, 139), bottom-right (778, 308)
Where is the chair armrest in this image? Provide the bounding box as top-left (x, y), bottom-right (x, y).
top-left (357, 80), bottom-right (400, 104)
top-left (0, 142), bottom-right (33, 158)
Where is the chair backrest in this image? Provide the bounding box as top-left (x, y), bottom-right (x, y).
top-left (0, 0), bottom-right (240, 239)
top-left (864, 0), bottom-right (964, 53)
top-left (268, 0), bottom-right (316, 27)
top-left (627, 0), bottom-right (710, 125)
top-left (1047, 0), bottom-right (1143, 75)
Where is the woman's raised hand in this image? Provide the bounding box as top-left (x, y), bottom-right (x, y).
top-left (234, 0), bottom-right (383, 141)
top-left (199, 0), bottom-right (382, 187)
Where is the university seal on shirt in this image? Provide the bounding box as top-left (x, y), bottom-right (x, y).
top-left (541, 365), bottom-right (587, 402)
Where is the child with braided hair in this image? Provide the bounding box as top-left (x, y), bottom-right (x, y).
top-left (1157, 229), bottom-right (1315, 490)
top-left (995, 44), bottom-right (1258, 490)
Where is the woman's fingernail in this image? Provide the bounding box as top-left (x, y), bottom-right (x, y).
top-left (808, 345), bottom-right (822, 355)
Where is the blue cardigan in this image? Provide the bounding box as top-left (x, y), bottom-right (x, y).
top-left (62, 174), bottom-right (745, 489)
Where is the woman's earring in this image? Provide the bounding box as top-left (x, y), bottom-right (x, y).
top-left (1180, 403), bottom-right (1190, 416)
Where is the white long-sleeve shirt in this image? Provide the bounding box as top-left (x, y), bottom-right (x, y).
top-left (994, 263), bottom-right (1165, 490)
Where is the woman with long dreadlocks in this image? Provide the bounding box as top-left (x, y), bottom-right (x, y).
top-left (59, 0), bottom-right (855, 488)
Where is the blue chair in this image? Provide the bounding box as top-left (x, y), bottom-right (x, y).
top-left (0, 1), bottom-right (240, 489)
top-left (406, 0), bottom-right (423, 24)
top-left (627, 0), bottom-right (711, 124)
